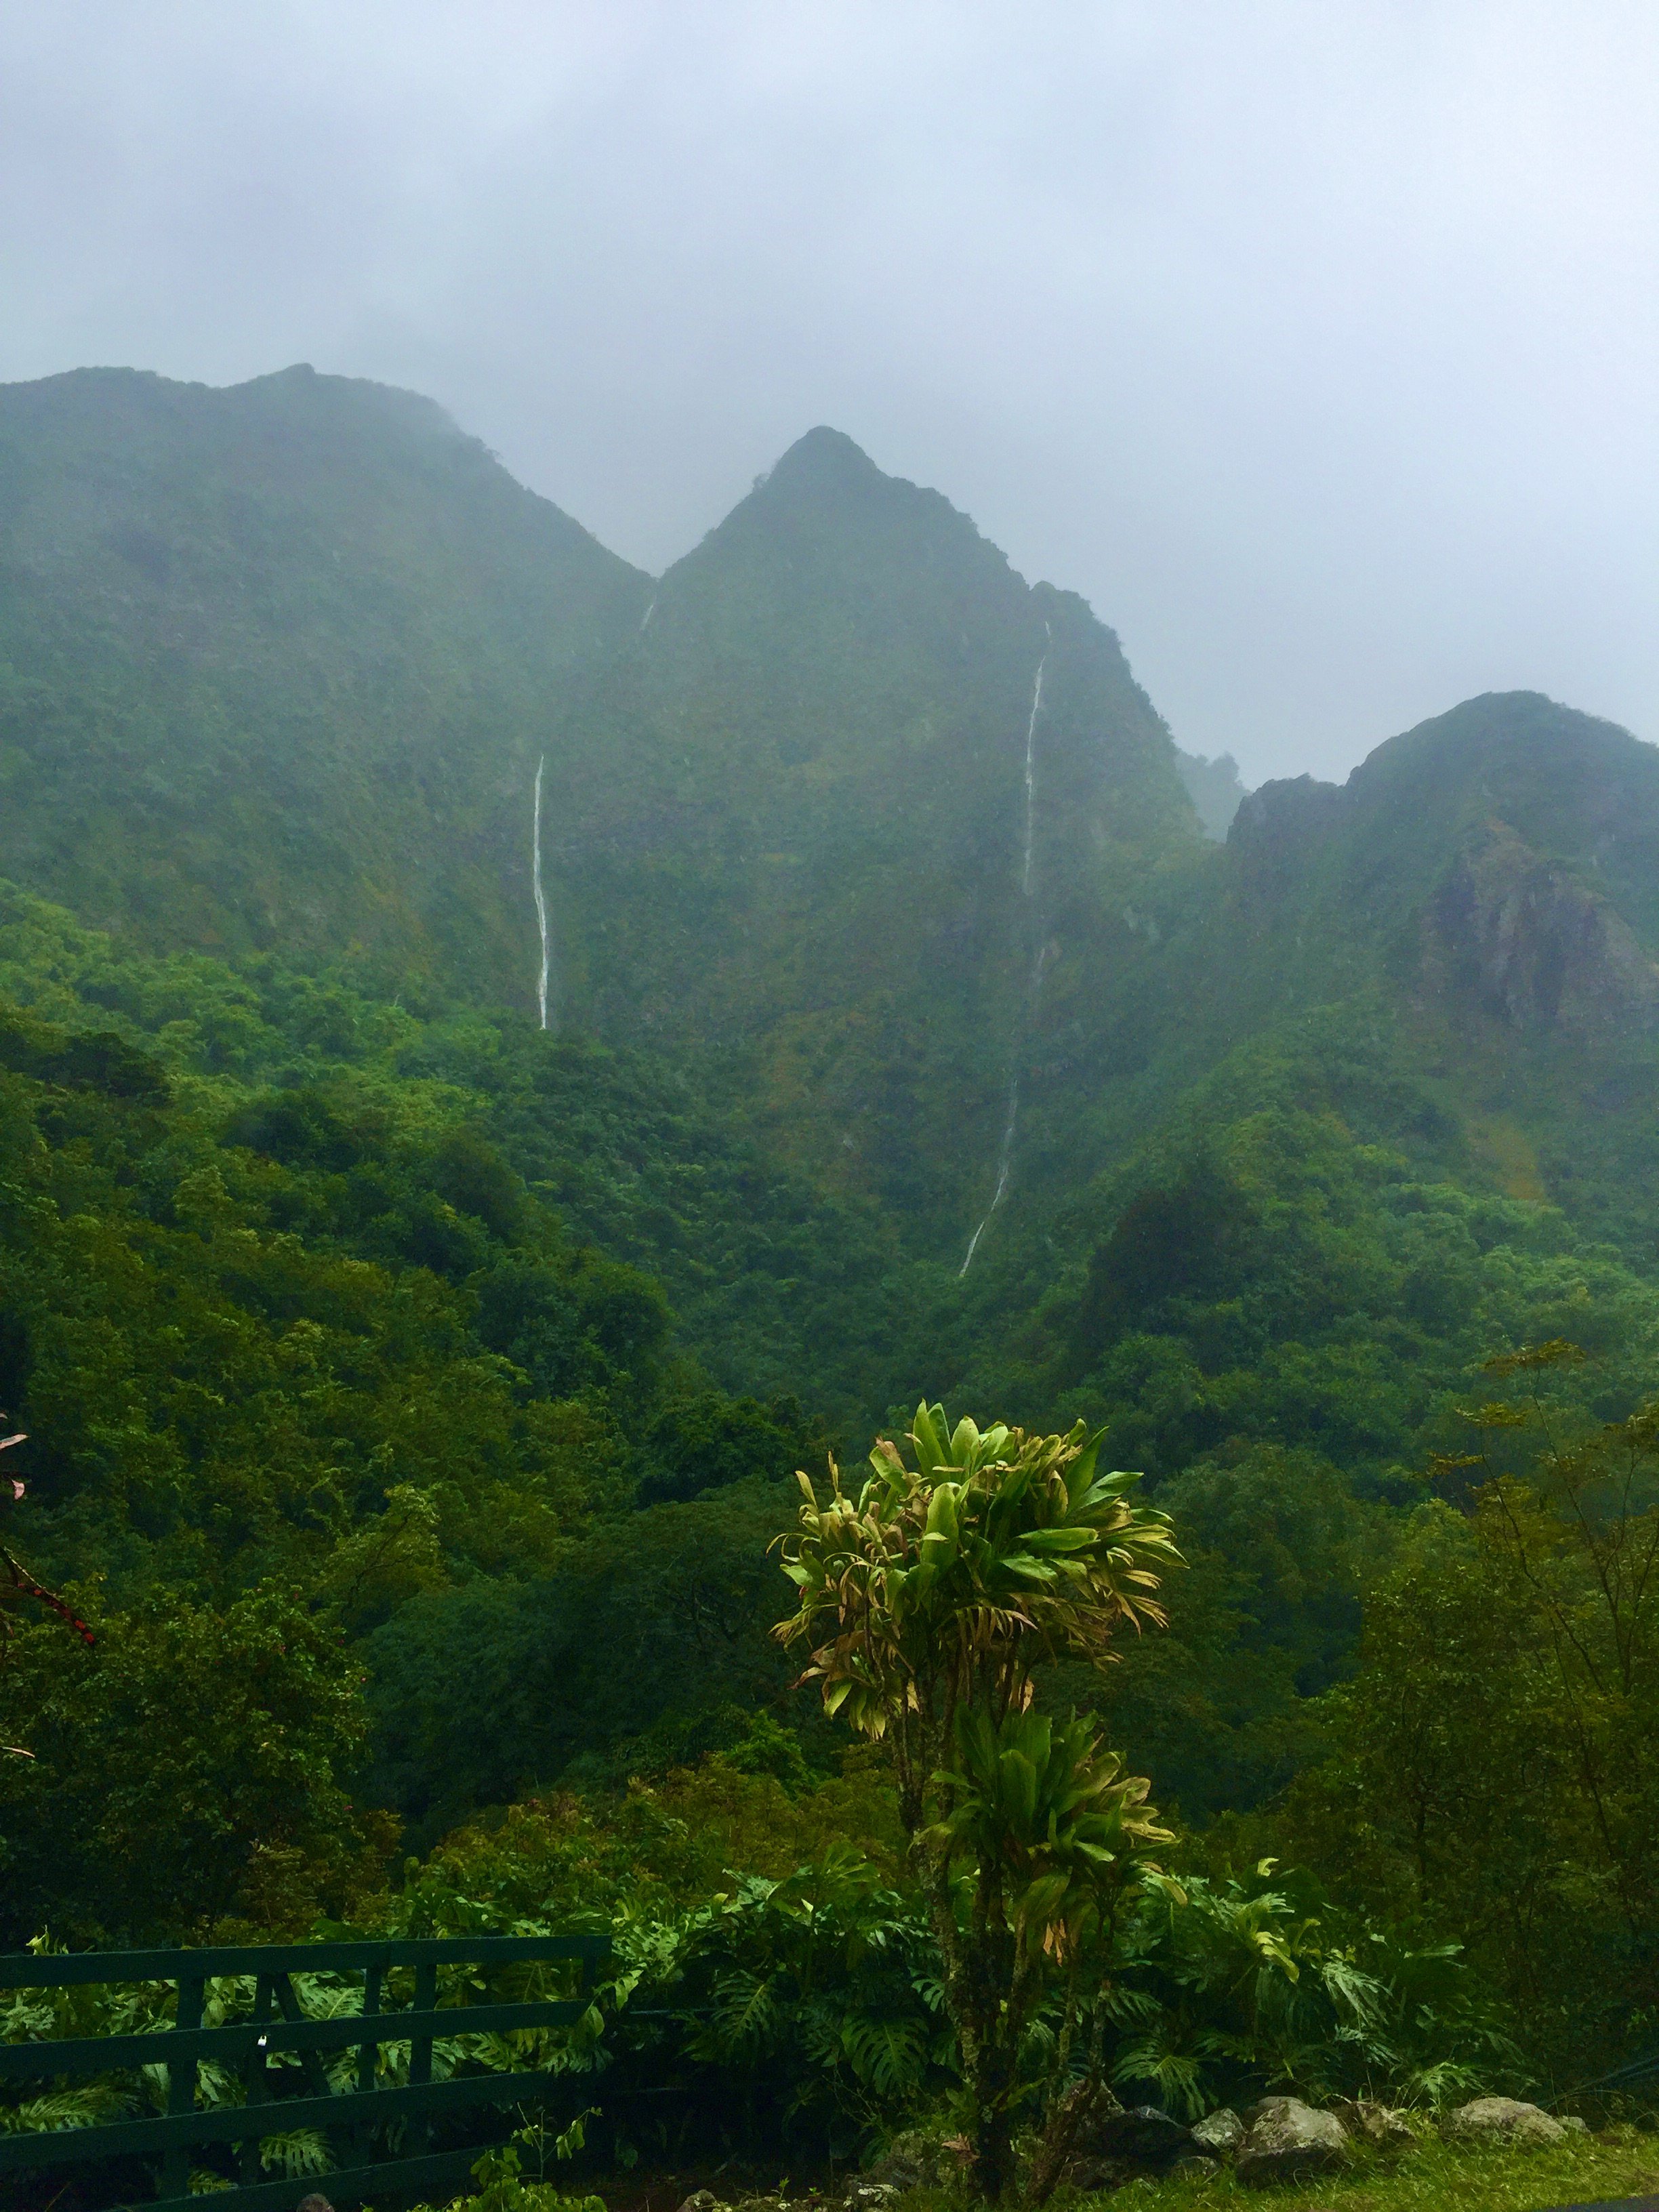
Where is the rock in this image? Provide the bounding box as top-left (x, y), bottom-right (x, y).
top-left (1236, 2096), bottom-right (1349, 2186)
top-left (1062, 2162), bottom-right (1124, 2194)
top-left (864, 2128), bottom-right (964, 2190)
top-left (1330, 2097), bottom-right (1417, 2153)
top-left (1191, 2108), bottom-right (1245, 2156)
top-left (1076, 2105), bottom-right (1204, 2172)
top-left (1563, 2115), bottom-right (1590, 2135)
top-left (676, 2196), bottom-right (724, 2212)
top-left (1171, 2155), bottom-right (1221, 2176)
top-left (1442, 2097), bottom-right (1566, 2148)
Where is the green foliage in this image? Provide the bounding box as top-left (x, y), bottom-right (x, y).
top-left (1104, 1864), bottom-right (1511, 2117)
top-left (779, 1405), bottom-right (1179, 2198)
top-left (1282, 1364), bottom-right (1659, 2087)
top-left (778, 1407), bottom-right (1178, 1748)
top-left (0, 1584), bottom-right (384, 1945)
top-left (364, 1481), bottom-right (811, 1840)
top-left (10, 372), bottom-right (1659, 2165)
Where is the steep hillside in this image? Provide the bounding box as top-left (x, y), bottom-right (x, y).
top-left (537, 426), bottom-right (1204, 1247)
top-left (0, 377), bottom-right (1206, 1264)
top-left (957, 693), bottom-right (1659, 1471)
top-left (9, 368), bottom-right (1659, 1296)
top-left (1187, 694), bottom-right (1659, 1252)
top-left (0, 364), bottom-right (649, 987)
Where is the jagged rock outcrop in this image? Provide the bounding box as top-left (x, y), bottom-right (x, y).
top-left (1425, 822), bottom-right (1659, 1038)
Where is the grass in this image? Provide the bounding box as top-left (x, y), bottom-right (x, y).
top-left (1065, 2130), bottom-right (1659, 2212)
top-left (426, 2131), bottom-right (1659, 2212)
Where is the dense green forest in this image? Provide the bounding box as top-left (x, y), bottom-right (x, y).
top-left (1, 367), bottom-right (1657, 2203)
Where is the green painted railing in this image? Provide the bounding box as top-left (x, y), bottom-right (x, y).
top-left (0, 1932), bottom-right (610, 2212)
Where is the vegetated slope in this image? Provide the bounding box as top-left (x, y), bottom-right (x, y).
top-left (1143, 692), bottom-right (1659, 1256)
top-left (0, 372), bottom-right (1211, 1263)
top-left (0, 363), bottom-right (649, 991)
top-left (941, 691), bottom-right (1659, 1499)
top-left (539, 426), bottom-right (1205, 1250)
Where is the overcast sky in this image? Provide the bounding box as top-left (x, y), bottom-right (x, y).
top-left (4, 1), bottom-right (1656, 784)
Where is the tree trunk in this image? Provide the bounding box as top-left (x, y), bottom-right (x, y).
top-left (1025, 2076), bottom-right (1114, 2207)
top-left (968, 2045), bottom-right (1017, 2201)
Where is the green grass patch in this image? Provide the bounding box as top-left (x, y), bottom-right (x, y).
top-left (1058, 2129), bottom-right (1659, 2212)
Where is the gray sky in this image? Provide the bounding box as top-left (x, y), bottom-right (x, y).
top-left (4, 1), bottom-right (1657, 785)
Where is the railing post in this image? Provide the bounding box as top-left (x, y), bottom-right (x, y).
top-left (409, 1959), bottom-right (438, 2160)
top-left (161, 1971), bottom-right (205, 2202)
top-left (355, 1959), bottom-right (383, 2161)
top-left (240, 1973), bottom-right (275, 2185)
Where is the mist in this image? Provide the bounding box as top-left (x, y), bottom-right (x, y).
top-left (3, 0), bottom-right (1656, 783)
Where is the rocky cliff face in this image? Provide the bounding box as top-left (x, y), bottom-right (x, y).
top-left (1424, 820), bottom-right (1659, 1038)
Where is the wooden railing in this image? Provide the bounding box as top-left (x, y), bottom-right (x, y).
top-left (0, 1932), bottom-right (610, 2211)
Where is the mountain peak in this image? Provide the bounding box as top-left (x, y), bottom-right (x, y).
top-left (765, 425), bottom-right (882, 491)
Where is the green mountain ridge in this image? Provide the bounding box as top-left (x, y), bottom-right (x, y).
top-left (5, 363), bottom-right (1658, 1290)
top-left (0, 363), bottom-right (649, 983)
top-left (0, 369), bottom-right (1217, 1265)
top-left (539, 422), bottom-right (1204, 1242)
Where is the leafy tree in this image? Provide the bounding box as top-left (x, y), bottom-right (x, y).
top-left (1286, 1345), bottom-right (1659, 2083)
top-left (0, 1583), bottom-right (387, 1945)
top-left (776, 1404), bottom-right (1178, 2199)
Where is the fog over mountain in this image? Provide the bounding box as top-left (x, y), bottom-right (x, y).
top-left (3, 2), bottom-right (1657, 784)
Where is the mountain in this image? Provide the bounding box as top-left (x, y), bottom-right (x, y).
top-left (6, 365), bottom-right (1659, 1290)
top-left (1175, 746), bottom-right (1248, 838)
top-left (535, 424), bottom-right (1204, 1239)
top-left (10, 363), bottom-right (1659, 1948)
top-left (0, 364), bottom-right (649, 985)
top-left (0, 376), bottom-right (1208, 1261)
top-left (1147, 693), bottom-right (1659, 1254)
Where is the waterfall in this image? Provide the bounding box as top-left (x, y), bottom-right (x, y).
top-left (960, 646), bottom-right (1050, 1277)
top-left (959, 1082), bottom-right (1019, 1275)
top-left (1021, 657), bottom-right (1045, 896)
top-left (640, 596), bottom-right (657, 632)
top-left (532, 755), bottom-right (552, 1032)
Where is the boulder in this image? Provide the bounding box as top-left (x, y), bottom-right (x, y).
top-left (1563, 2115), bottom-right (1590, 2135)
top-left (1237, 2096), bottom-right (1350, 2185)
top-left (864, 2129), bottom-right (965, 2190)
top-left (1078, 2104), bottom-right (1204, 2172)
top-left (1191, 2108), bottom-right (1245, 2157)
top-left (676, 2196), bottom-right (725, 2212)
top-left (1330, 2097), bottom-right (1418, 2153)
top-left (1442, 2097), bottom-right (1565, 2149)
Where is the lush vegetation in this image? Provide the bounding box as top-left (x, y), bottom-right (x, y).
top-left (1, 855), bottom-right (1656, 2198)
top-left (4, 369), bottom-right (1659, 2203)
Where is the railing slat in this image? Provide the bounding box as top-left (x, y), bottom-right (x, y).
top-left (136, 2140), bottom-right (487, 2212)
top-left (0, 1995), bottom-right (589, 2079)
top-left (0, 2064), bottom-right (556, 2173)
top-left (160, 1971), bottom-right (203, 2204)
top-left (0, 1931), bottom-right (610, 1986)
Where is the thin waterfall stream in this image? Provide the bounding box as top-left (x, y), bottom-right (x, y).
top-left (532, 755), bottom-right (552, 1031)
top-left (960, 642), bottom-right (1050, 1275)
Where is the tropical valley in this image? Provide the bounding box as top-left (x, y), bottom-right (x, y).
top-left (1, 363), bottom-right (1656, 2209)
